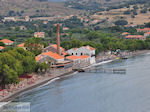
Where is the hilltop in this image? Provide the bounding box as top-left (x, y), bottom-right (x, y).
top-left (0, 0), bottom-right (79, 17)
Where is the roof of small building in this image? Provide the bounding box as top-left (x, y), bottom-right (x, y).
top-left (43, 52), bottom-right (64, 59)
top-left (62, 52), bottom-right (68, 56)
top-left (0, 46), bottom-right (4, 50)
top-left (66, 55), bottom-right (80, 60)
top-left (137, 28), bottom-right (150, 31)
top-left (79, 55), bottom-right (89, 59)
top-left (145, 32), bottom-right (150, 34)
top-left (17, 43), bottom-right (25, 47)
top-left (66, 55), bottom-right (89, 60)
top-left (51, 44), bottom-right (65, 51)
top-left (34, 32), bottom-right (45, 35)
top-left (83, 46), bottom-right (95, 51)
top-left (122, 32), bottom-right (129, 35)
top-left (0, 39), bottom-right (14, 44)
top-left (126, 35), bottom-right (143, 38)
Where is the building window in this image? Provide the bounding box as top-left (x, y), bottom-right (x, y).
top-left (76, 53), bottom-right (77, 55)
top-left (72, 53), bottom-right (73, 55)
top-left (81, 53), bottom-right (83, 55)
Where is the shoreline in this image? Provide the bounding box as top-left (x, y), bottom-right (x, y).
top-left (0, 71), bottom-right (75, 102)
top-left (0, 50), bottom-right (150, 102)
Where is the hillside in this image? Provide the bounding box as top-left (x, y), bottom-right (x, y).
top-left (92, 4), bottom-right (150, 26)
top-left (0, 0), bottom-right (79, 17)
top-left (65, 0), bottom-right (130, 10)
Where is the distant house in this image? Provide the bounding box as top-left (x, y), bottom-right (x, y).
top-left (0, 39), bottom-right (14, 45)
top-left (63, 27), bottom-right (69, 31)
top-left (144, 32), bottom-right (150, 37)
top-left (137, 28), bottom-right (150, 32)
top-left (25, 16), bottom-right (32, 22)
top-left (17, 43), bottom-right (27, 50)
top-left (0, 46), bottom-right (4, 51)
top-left (34, 32), bottom-right (45, 38)
top-left (43, 21), bottom-right (48, 25)
top-left (67, 46), bottom-right (96, 64)
top-left (20, 26), bottom-right (27, 30)
top-left (121, 32), bottom-right (130, 36)
top-left (125, 35), bottom-right (146, 40)
top-left (91, 19), bottom-right (101, 24)
top-left (3, 17), bottom-right (16, 22)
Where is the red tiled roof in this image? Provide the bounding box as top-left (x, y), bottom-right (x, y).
top-left (0, 46), bottom-right (4, 50)
top-left (35, 56), bottom-right (42, 62)
top-left (145, 32), bottom-right (150, 34)
top-left (79, 55), bottom-right (89, 59)
top-left (36, 51), bottom-right (64, 62)
top-left (137, 28), bottom-right (150, 31)
top-left (51, 44), bottom-right (65, 51)
top-left (0, 39), bottom-right (14, 44)
top-left (122, 32), bottom-right (129, 35)
top-left (43, 52), bottom-right (64, 59)
top-left (66, 55), bottom-right (80, 60)
top-left (66, 55), bottom-right (89, 60)
top-left (126, 35), bottom-right (143, 38)
top-left (17, 43), bottom-right (24, 47)
top-left (84, 46), bottom-right (95, 50)
top-left (62, 52), bottom-right (68, 56)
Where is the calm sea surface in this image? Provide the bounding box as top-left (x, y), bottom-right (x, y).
top-left (14, 53), bottom-right (150, 112)
top-left (48, 0), bottom-right (67, 2)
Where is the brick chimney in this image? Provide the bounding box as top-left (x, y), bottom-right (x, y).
top-left (57, 24), bottom-right (60, 55)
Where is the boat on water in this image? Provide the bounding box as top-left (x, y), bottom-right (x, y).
top-left (121, 56), bottom-right (130, 59)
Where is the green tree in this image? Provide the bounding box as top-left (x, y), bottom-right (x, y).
top-left (25, 38), bottom-right (43, 55)
top-left (0, 42), bottom-right (5, 46)
top-left (114, 20), bottom-right (128, 26)
top-left (38, 62), bottom-right (50, 73)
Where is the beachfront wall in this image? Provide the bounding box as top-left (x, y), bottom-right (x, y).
top-left (66, 57), bottom-right (90, 69)
top-left (48, 67), bottom-right (73, 76)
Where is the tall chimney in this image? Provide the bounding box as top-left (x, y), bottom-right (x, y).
top-left (57, 24), bottom-right (60, 55)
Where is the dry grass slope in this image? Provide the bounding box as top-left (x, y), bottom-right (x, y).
top-left (93, 5), bottom-right (150, 25)
top-left (0, 0), bottom-right (79, 16)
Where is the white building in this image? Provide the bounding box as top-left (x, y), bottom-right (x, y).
top-left (144, 32), bottom-right (150, 37)
top-left (34, 32), bottom-right (45, 38)
top-left (3, 17), bottom-right (16, 22)
top-left (67, 46), bottom-right (96, 64)
top-left (66, 55), bottom-right (90, 69)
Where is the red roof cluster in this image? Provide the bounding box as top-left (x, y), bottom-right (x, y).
top-left (137, 28), bottom-right (150, 32)
top-left (36, 51), bottom-right (64, 62)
